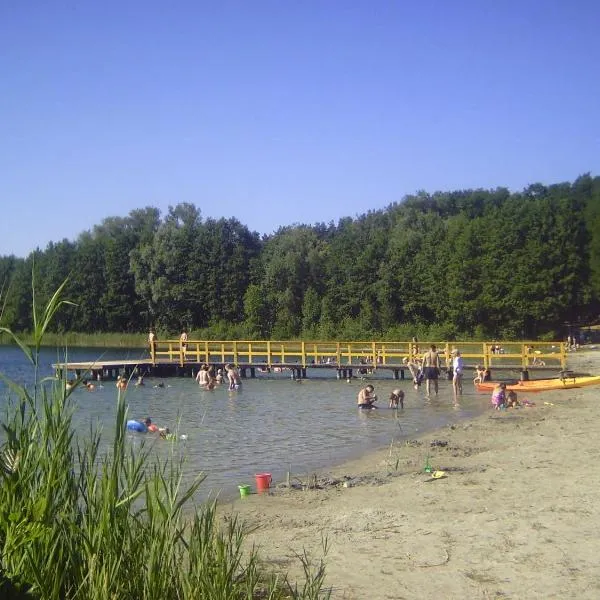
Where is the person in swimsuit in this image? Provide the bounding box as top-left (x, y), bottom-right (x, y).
top-left (452, 350), bottom-right (464, 396)
top-left (389, 388), bottom-right (404, 409)
top-left (148, 329), bottom-right (157, 356)
top-left (357, 385), bottom-right (378, 409)
top-left (225, 364), bottom-right (242, 390)
top-left (179, 329), bottom-right (188, 359)
top-left (422, 345), bottom-right (440, 396)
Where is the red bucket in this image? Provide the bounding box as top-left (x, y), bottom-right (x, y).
top-left (255, 473), bottom-right (272, 493)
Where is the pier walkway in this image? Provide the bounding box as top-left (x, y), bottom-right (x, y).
top-left (54, 340), bottom-right (567, 382)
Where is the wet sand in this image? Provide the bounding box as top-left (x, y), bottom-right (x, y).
top-left (223, 350), bottom-right (600, 599)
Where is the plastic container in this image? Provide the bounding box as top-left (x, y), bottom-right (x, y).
top-left (254, 473), bottom-right (272, 493)
top-left (238, 484), bottom-right (251, 498)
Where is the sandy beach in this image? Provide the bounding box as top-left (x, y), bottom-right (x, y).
top-left (223, 350), bottom-right (600, 599)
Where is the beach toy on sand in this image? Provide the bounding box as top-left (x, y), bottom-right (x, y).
top-left (238, 484), bottom-right (251, 498)
top-left (255, 473), bottom-right (272, 493)
top-left (431, 470), bottom-right (446, 479)
top-left (424, 456), bottom-right (432, 473)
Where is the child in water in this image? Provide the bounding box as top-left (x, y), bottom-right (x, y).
top-left (473, 365), bottom-right (487, 384)
top-left (389, 389), bottom-right (405, 409)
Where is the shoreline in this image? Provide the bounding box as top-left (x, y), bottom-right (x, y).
top-left (223, 350), bottom-right (600, 599)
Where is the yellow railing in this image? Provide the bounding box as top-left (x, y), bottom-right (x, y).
top-left (149, 340), bottom-right (567, 371)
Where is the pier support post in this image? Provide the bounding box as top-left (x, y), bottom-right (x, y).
top-left (250, 368), bottom-right (256, 378)
top-left (240, 367), bottom-right (247, 379)
top-left (520, 369), bottom-right (529, 381)
top-left (302, 368), bottom-right (307, 378)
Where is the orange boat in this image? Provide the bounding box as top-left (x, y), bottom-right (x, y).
top-left (475, 375), bottom-right (600, 393)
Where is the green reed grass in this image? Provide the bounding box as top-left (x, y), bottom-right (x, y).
top-left (0, 275), bottom-right (331, 599)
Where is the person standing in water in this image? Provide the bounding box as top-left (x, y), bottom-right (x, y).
top-left (452, 349), bottom-right (464, 397)
top-left (225, 364), bottom-right (242, 390)
top-left (422, 344), bottom-right (440, 397)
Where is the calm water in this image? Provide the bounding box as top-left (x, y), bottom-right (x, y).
top-left (0, 345), bottom-right (490, 500)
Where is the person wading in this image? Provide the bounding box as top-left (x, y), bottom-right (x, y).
top-left (422, 344), bottom-right (440, 397)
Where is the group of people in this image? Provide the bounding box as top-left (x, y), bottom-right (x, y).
top-left (490, 383), bottom-right (519, 410)
top-left (148, 328), bottom-right (190, 357)
top-left (357, 343), bottom-right (495, 410)
top-left (402, 344), bottom-right (465, 398)
top-left (356, 384), bottom-right (404, 410)
top-left (196, 363), bottom-right (241, 391)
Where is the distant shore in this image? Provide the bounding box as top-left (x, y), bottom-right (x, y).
top-left (0, 332), bottom-right (146, 348)
top-left (225, 349), bottom-right (600, 599)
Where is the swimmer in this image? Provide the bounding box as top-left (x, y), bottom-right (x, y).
top-left (135, 375), bottom-right (145, 386)
top-left (195, 364), bottom-right (209, 387)
top-left (144, 417), bottom-right (159, 433)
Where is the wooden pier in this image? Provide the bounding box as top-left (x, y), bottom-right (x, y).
top-left (53, 340), bottom-right (568, 381)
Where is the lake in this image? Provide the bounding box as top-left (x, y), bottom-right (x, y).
top-left (0, 345), bottom-right (490, 500)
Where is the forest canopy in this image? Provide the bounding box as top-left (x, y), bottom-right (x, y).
top-left (1, 175), bottom-right (599, 341)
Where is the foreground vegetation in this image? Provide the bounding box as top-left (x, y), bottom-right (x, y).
top-left (0, 284), bottom-right (330, 599)
top-left (1, 175), bottom-right (599, 340)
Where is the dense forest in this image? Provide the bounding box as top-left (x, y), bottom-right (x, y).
top-left (1, 175), bottom-right (599, 341)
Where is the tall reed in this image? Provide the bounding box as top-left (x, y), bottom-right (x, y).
top-left (0, 275), bottom-right (331, 599)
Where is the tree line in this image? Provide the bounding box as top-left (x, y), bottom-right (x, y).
top-left (1, 174), bottom-right (599, 341)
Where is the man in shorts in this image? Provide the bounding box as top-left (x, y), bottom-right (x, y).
top-left (422, 344), bottom-right (440, 397)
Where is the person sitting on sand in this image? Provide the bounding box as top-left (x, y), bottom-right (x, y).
top-left (506, 390), bottom-right (519, 408)
top-left (473, 365), bottom-right (487, 385)
top-left (357, 384), bottom-right (378, 409)
top-left (491, 383), bottom-right (507, 410)
top-left (389, 388), bottom-right (404, 409)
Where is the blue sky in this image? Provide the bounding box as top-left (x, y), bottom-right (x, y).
top-left (1, 0), bottom-right (599, 257)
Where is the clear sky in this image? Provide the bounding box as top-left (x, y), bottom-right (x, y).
top-left (1, 0), bottom-right (599, 257)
